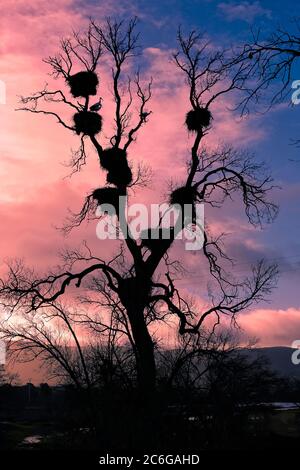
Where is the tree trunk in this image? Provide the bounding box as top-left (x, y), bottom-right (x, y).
top-left (119, 276), bottom-right (156, 395)
top-left (127, 305), bottom-right (156, 394)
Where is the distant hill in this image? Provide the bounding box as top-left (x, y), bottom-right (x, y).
top-left (7, 346), bottom-right (300, 385)
top-left (245, 347), bottom-right (300, 378)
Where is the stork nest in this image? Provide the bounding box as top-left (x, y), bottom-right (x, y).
top-left (185, 108), bottom-right (212, 131)
top-left (68, 71), bottom-right (99, 98)
top-left (99, 147), bottom-right (127, 171)
top-left (170, 186), bottom-right (197, 207)
top-left (92, 187), bottom-right (121, 215)
top-left (140, 227), bottom-right (174, 251)
top-left (107, 166), bottom-right (133, 187)
top-left (73, 111), bottom-right (102, 136)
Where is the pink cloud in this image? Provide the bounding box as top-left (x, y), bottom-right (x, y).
top-left (239, 307), bottom-right (300, 346)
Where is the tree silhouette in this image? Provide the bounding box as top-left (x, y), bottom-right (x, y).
top-left (0, 19), bottom-right (278, 396)
top-left (229, 19), bottom-right (300, 119)
top-left (0, 294), bottom-right (136, 390)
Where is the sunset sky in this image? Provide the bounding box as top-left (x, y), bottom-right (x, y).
top-left (1, 0), bottom-right (300, 381)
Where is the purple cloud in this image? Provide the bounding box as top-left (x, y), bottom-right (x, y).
top-left (218, 1), bottom-right (272, 23)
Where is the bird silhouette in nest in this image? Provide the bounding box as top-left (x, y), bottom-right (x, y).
top-left (90, 97), bottom-right (103, 112)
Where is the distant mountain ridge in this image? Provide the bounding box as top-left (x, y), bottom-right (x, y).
top-left (8, 346), bottom-right (300, 385)
top-left (245, 346), bottom-right (300, 378)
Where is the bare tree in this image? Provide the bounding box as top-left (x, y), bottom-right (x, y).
top-left (157, 328), bottom-right (274, 400)
top-left (0, 20), bottom-right (278, 396)
top-left (0, 298), bottom-right (134, 391)
top-left (228, 19), bottom-right (300, 117)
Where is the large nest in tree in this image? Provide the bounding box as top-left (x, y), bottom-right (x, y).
top-left (99, 147), bottom-right (132, 187)
top-left (73, 111), bottom-right (102, 136)
top-left (92, 187), bottom-right (121, 214)
top-left (170, 186), bottom-right (198, 226)
top-left (170, 186), bottom-right (197, 207)
top-left (185, 107), bottom-right (212, 131)
top-left (140, 227), bottom-right (174, 251)
top-left (106, 160), bottom-right (133, 187)
top-left (99, 147), bottom-right (127, 171)
top-left (107, 166), bottom-right (133, 187)
top-left (68, 71), bottom-right (99, 98)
